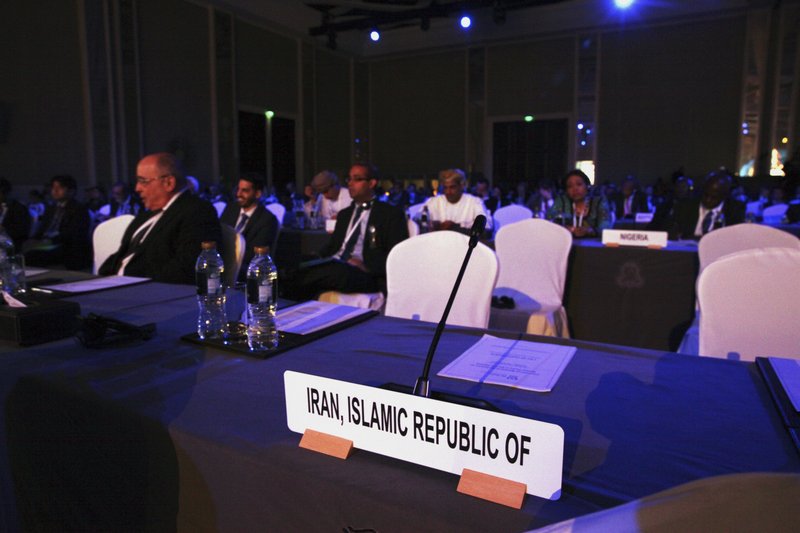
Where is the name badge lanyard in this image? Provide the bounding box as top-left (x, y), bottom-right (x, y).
top-left (342, 206), bottom-right (370, 245)
top-left (572, 202), bottom-right (585, 228)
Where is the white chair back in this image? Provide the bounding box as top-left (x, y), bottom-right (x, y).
top-left (745, 201), bottom-right (762, 217)
top-left (92, 215), bottom-right (135, 274)
top-left (407, 219), bottom-right (420, 237)
top-left (213, 201), bottom-right (226, 218)
top-left (385, 231), bottom-right (498, 328)
top-left (697, 247), bottom-right (800, 360)
top-left (266, 202), bottom-right (286, 225)
top-left (762, 203), bottom-right (788, 224)
top-left (495, 219), bottom-right (572, 309)
top-left (492, 204), bottom-right (532, 235)
top-left (698, 223), bottom-right (800, 273)
top-left (407, 203), bottom-right (425, 220)
top-left (220, 223), bottom-right (245, 288)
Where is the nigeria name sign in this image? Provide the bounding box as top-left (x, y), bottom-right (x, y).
top-left (284, 371), bottom-right (563, 501)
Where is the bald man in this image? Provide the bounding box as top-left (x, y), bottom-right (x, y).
top-left (99, 152), bottom-right (221, 284)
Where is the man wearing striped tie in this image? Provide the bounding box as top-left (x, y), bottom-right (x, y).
top-left (220, 172), bottom-right (278, 281)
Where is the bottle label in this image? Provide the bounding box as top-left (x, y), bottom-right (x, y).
top-left (247, 278), bottom-right (272, 304)
top-left (207, 276), bottom-right (221, 294)
top-left (196, 272), bottom-right (207, 295)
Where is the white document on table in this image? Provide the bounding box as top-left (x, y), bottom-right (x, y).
top-left (770, 357), bottom-right (800, 412)
top-left (437, 334), bottom-right (576, 392)
top-left (276, 300), bottom-right (370, 335)
top-left (41, 275), bottom-right (150, 293)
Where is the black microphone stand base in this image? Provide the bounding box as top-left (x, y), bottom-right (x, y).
top-left (380, 382), bottom-right (504, 413)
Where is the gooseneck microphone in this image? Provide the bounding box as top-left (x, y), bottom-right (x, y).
top-left (413, 214), bottom-right (487, 397)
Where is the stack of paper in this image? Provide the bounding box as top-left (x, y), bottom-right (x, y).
top-left (437, 334), bottom-right (576, 392)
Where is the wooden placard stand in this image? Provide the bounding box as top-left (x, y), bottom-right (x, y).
top-left (457, 468), bottom-right (527, 509)
top-left (299, 428), bottom-right (353, 459)
top-left (603, 242), bottom-right (664, 250)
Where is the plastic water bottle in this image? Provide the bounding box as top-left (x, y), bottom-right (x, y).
top-left (196, 241), bottom-right (228, 340)
top-left (246, 246), bottom-right (279, 351)
top-left (419, 205), bottom-right (430, 233)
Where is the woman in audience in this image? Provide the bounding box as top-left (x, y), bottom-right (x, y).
top-left (547, 169), bottom-right (611, 238)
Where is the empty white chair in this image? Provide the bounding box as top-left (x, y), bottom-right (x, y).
top-left (384, 231), bottom-right (498, 328)
top-left (697, 247), bottom-right (800, 361)
top-left (492, 204), bottom-right (532, 235)
top-left (745, 200), bottom-right (762, 218)
top-left (678, 224), bottom-right (800, 354)
top-left (407, 203), bottom-right (425, 220)
top-left (698, 223), bottom-right (800, 273)
top-left (213, 201), bottom-right (227, 218)
top-left (762, 203), bottom-right (788, 224)
top-left (407, 218), bottom-right (420, 237)
top-left (266, 202), bottom-right (286, 225)
top-left (220, 223), bottom-right (245, 288)
top-left (92, 215), bottom-right (135, 274)
top-left (491, 219), bottom-right (572, 336)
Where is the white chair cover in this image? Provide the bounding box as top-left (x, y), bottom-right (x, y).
top-left (407, 203), bottom-right (425, 220)
top-left (318, 291), bottom-right (385, 311)
top-left (762, 203), bottom-right (788, 224)
top-left (220, 223), bottom-right (245, 288)
top-left (698, 223), bottom-right (800, 273)
top-left (213, 201), bottom-right (226, 218)
top-left (265, 202), bottom-right (286, 225)
top-left (92, 214), bottom-right (135, 274)
top-left (745, 200), bottom-right (762, 217)
top-left (407, 219), bottom-right (419, 237)
top-left (384, 231), bottom-right (498, 328)
top-left (491, 219), bottom-right (572, 337)
top-left (492, 204), bottom-right (532, 235)
top-left (697, 247), bottom-right (800, 361)
top-left (678, 224), bottom-right (800, 354)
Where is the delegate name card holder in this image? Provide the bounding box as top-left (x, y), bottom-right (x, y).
top-left (602, 229), bottom-right (667, 249)
top-left (0, 296), bottom-right (81, 346)
top-left (285, 371), bottom-right (564, 508)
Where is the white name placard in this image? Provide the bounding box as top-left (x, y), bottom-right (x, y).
top-left (602, 229), bottom-right (667, 248)
top-left (284, 371), bottom-right (563, 500)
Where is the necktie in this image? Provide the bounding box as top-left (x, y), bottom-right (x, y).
top-left (340, 205), bottom-right (366, 262)
top-left (701, 210), bottom-right (715, 234)
top-left (126, 209), bottom-right (162, 256)
top-left (235, 213), bottom-right (249, 232)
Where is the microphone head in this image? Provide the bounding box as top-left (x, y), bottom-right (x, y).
top-left (469, 215), bottom-right (486, 247)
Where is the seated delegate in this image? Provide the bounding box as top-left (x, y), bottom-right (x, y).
top-left (547, 169), bottom-right (612, 238)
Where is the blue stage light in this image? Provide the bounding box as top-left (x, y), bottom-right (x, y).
top-left (460, 16), bottom-right (472, 29)
top-left (370, 30), bottom-right (380, 42)
top-left (614, 0), bottom-right (634, 8)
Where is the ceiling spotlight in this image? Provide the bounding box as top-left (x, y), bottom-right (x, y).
top-left (370, 29), bottom-right (380, 42)
top-left (614, 0), bottom-right (635, 8)
top-left (460, 15), bottom-right (472, 29)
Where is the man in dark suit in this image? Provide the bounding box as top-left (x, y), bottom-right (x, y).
top-left (666, 170), bottom-right (745, 240)
top-left (99, 152), bottom-right (221, 284)
top-left (26, 175), bottom-right (92, 270)
top-left (0, 178), bottom-right (31, 252)
top-left (286, 163), bottom-right (409, 301)
top-left (612, 175), bottom-right (650, 220)
top-left (220, 172), bottom-right (278, 281)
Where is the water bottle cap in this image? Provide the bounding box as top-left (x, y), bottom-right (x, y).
top-left (201, 241), bottom-right (217, 250)
top-left (254, 246), bottom-right (269, 255)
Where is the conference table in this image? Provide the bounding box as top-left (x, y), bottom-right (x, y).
top-left (1, 278), bottom-right (798, 531)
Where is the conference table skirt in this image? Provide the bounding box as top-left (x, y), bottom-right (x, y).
top-left (2, 284), bottom-right (798, 531)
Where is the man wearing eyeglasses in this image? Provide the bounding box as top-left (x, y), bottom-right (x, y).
top-left (286, 163), bottom-right (408, 300)
top-left (99, 152), bottom-right (221, 284)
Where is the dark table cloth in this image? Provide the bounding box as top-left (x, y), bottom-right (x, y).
top-left (2, 282), bottom-right (798, 531)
